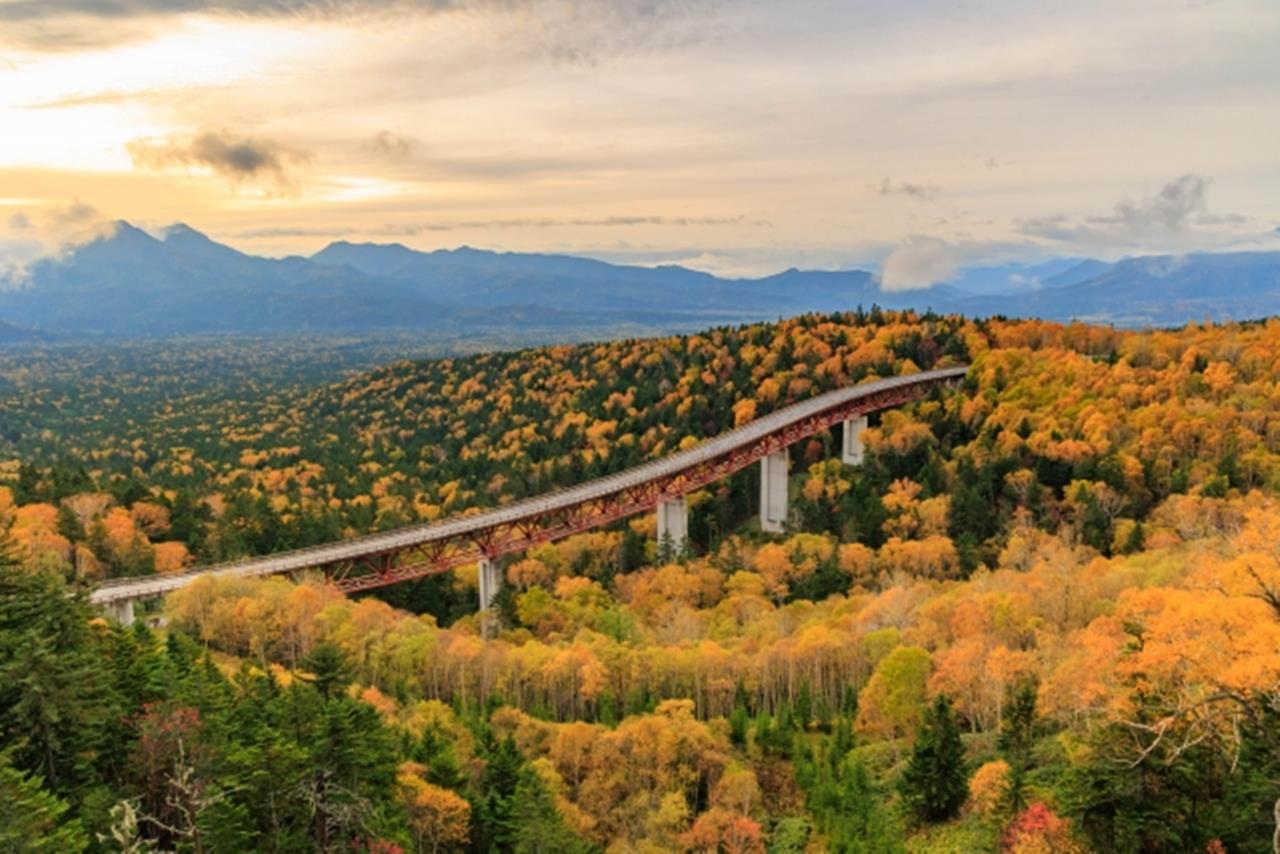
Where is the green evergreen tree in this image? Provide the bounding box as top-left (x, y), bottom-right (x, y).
top-left (472, 733), bottom-right (525, 853)
top-left (56, 504), bottom-right (86, 545)
top-left (795, 681), bottom-right (813, 731)
top-left (0, 753), bottom-right (89, 853)
top-left (997, 678), bottom-right (1037, 814)
top-left (0, 538), bottom-right (119, 799)
top-left (831, 756), bottom-right (904, 854)
top-left (300, 642), bottom-right (353, 701)
top-left (729, 702), bottom-right (750, 747)
top-left (509, 767), bottom-right (593, 854)
top-left (898, 695), bottom-right (967, 824)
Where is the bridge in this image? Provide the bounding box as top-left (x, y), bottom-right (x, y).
top-left (91, 366), bottom-right (967, 625)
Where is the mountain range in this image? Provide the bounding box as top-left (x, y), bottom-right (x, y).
top-left (0, 221), bottom-right (1276, 338)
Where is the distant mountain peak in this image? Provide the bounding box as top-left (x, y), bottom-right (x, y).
top-left (163, 222), bottom-right (205, 239)
top-left (154, 222), bottom-right (249, 260)
top-left (105, 219), bottom-right (158, 243)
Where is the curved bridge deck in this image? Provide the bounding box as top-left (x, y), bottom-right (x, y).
top-left (91, 366), bottom-right (967, 606)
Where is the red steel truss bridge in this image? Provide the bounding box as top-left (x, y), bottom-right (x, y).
top-left (91, 366), bottom-right (967, 622)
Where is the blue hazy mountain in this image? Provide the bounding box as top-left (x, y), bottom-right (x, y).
top-left (0, 319), bottom-right (53, 343)
top-left (960, 251), bottom-right (1280, 326)
top-left (309, 241), bottom-right (946, 314)
top-left (0, 223), bottom-right (942, 336)
top-left (944, 258), bottom-right (1109, 295)
top-left (0, 222), bottom-right (459, 335)
top-left (0, 222), bottom-right (1276, 337)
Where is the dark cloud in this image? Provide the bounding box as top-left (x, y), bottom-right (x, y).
top-left (7, 212), bottom-right (33, 231)
top-left (127, 129), bottom-right (308, 189)
top-left (872, 177), bottom-right (940, 201)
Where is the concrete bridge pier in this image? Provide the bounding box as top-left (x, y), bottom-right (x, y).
top-left (478, 558), bottom-right (502, 612)
top-left (478, 557), bottom-right (502, 638)
top-left (656, 497), bottom-right (689, 556)
top-left (760, 449), bottom-right (789, 533)
top-left (105, 599), bottom-right (135, 626)
top-left (842, 415), bottom-right (868, 465)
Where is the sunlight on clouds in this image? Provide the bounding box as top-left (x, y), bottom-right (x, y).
top-left (0, 18), bottom-right (325, 171)
top-left (310, 176), bottom-right (420, 203)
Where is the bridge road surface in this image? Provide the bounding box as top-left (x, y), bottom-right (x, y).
top-left (90, 365), bottom-right (969, 614)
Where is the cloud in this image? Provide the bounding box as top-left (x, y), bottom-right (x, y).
top-left (0, 0), bottom-right (729, 56)
top-left (0, 200), bottom-right (113, 286)
top-left (872, 177), bottom-right (940, 201)
top-left (367, 131), bottom-right (417, 159)
top-left (880, 235), bottom-right (963, 291)
top-left (127, 129), bottom-right (308, 190)
top-left (1090, 173), bottom-right (1209, 233)
top-left (388, 215), bottom-right (762, 232)
top-left (1017, 174), bottom-right (1254, 254)
top-left (46, 199), bottom-right (101, 229)
top-left (232, 225), bottom-right (351, 240)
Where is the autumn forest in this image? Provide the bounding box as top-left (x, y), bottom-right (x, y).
top-left (3, 309), bottom-right (1280, 852)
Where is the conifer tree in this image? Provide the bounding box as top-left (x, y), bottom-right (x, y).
top-left (998, 678), bottom-right (1038, 815)
top-left (899, 695), bottom-right (967, 823)
top-left (0, 753), bottom-right (89, 853)
top-left (300, 642), bottom-right (353, 701)
top-left (509, 767), bottom-right (592, 854)
top-left (472, 733), bottom-right (525, 853)
top-left (0, 534), bottom-right (118, 798)
top-left (831, 756), bottom-right (904, 854)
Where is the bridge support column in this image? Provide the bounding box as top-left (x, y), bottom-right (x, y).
top-left (478, 558), bottom-right (503, 611)
top-left (656, 497), bottom-right (688, 558)
top-left (106, 599), bottom-right (135, 626)
top-left (842, 415), bottom-right (868, 465)
top-left (478, 558), bottom-right (502, 638)
top-left (760, 450), bottom-right (789, 534)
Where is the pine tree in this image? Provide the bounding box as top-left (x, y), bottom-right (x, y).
top-left (729, 702), bottom-right (750, 747)
top-left (998, 678), bottom-right (1037, 814)
top-left (0, 536), bottom-right (119, 798)
top-left (300, 643), bottom-right (353, 701)
top-left (795, 681), bottom-right (813, 732)
top-left (472, 733), bottom-right (525, 853)
top-left (831, 756), bottom-right (904, 854)
top-left (56, 504), bottom-right (86, 545)
top-left (509, 767), bottom-right (592, 854)
top-left (0, 753), bottom-right (89, 853)
top-left (898, 695), bottom-right (967, 823)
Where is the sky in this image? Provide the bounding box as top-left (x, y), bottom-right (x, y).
top-left (1, 0), bottom-right (1278, 286)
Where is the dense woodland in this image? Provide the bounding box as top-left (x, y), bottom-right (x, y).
top-left (2, 309), bottom-right (1280, 851)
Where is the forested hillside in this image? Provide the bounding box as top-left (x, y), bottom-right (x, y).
top-left (2, 310), bottom-right (1280, 851)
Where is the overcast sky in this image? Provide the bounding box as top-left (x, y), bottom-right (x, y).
top-left (1, 0), bottom-right (1277, 284)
